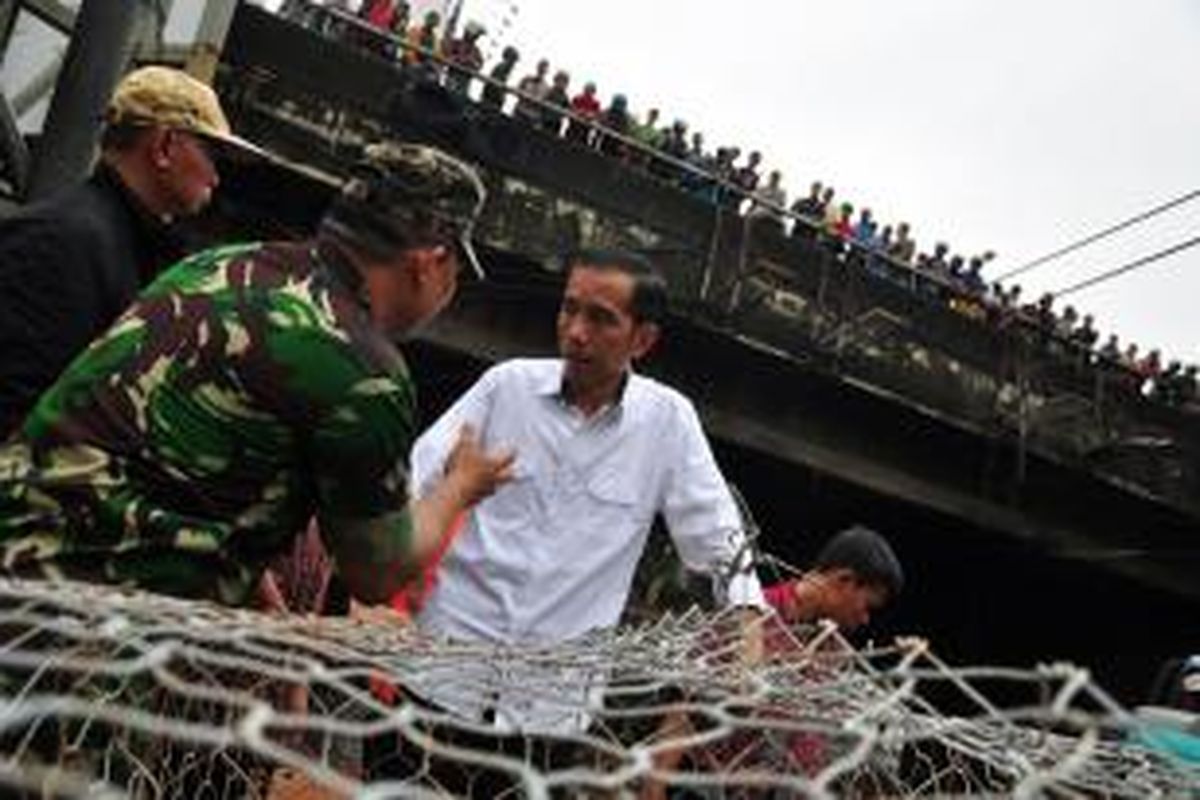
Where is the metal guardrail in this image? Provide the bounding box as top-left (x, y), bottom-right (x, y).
top-left (278, 4), bottom-right (1120, 330)
top-left (0, 90), bottom-right (28, 199)
top-left (283, 5), bottom-right (952, 276)
top-left (15, 0), bottom-right (73, 35)
top-left (263, 3), bottom-right (1196, 420)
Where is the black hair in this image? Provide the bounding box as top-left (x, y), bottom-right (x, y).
top-left (566, 249), bottom-right (668, 325)
top-left (813, 525), bottom-right (904, 598)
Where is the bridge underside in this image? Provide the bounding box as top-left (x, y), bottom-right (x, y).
top-left (411, 262), bottom-right (1199, 603)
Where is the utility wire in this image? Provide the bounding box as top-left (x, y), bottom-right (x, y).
top-left (1051, 233), bottom-right (1200, 299)
top-left (997, 187), bottom-right (1200, 282)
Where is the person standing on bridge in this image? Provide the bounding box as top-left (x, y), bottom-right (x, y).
top-left (0, 141), bottom-right (513, 608)
top-left (442, 21), bottom-right (486, 95)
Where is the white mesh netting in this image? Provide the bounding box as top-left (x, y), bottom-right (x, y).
top-left (0, 577), bottom-right (1194, 799)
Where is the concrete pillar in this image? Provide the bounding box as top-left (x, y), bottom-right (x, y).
top-left (0, 0), bottom-right (19, 54)
top-left (185, 0), bottom-right (239, 82)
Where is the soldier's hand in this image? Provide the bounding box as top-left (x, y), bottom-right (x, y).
top-left (444, 424), bottom-right (515, 506)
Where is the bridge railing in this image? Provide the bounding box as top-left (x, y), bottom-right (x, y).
top-left (219, 2), bottom-right (1199, 510)
top-left (272, 2), bottom-right (1181, 402)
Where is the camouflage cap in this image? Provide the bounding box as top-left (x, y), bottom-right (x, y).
top-left (106, 66), bottom-right (264, 159)
top-left (338, 142), bottom-right (488, 278)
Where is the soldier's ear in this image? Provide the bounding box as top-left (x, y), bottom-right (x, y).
top-left (406, 244), bottom-right (451, 287)
top-left (142, 127), bottom-right (184, 172)
top-left (148, 127), bottom-right (174, 169)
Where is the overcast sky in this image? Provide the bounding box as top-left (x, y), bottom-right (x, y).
top-left (471, 0), bottom-right (1200, 364)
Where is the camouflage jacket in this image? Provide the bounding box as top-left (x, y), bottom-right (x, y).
top-left (0, 241), bottom-right (416, 605)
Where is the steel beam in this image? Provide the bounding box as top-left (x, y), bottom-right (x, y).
top-left (26, 0), bottom-right (156, 199)
top-left (10, 54), bottom-right (63, 117)
top-left (0, 89), bottom-right (28, 197)
top-left (185, 0), bottom-right (238, 81)
top-left (17, 0), bottom-right (74, 35)
top-left (0, 0), bottom-right (18, 53)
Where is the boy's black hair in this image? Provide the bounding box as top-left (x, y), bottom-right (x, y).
top-left (813, 525), bottom-right (904, 598)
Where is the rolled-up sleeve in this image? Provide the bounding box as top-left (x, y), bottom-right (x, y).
top-left (660, 397), bottom-right (767, 610)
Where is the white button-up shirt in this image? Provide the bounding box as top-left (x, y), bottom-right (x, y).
top-left (411, 359), bottom-right (765, 646)
top-left (408, 360), bottom-right (765, 731)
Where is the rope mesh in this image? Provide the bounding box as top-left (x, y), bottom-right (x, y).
top-left (0, 578), bottom-right (1192, 798)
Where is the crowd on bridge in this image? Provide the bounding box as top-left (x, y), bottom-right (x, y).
top-left (274, 0), bottom-right (1198, 409)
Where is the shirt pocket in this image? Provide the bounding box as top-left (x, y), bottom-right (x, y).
top-left (568, 471), bottom-right (652, 582)
top-left (487, 458), bottom-right (544, 523)
top-left (584, 469), bottom-right (646, 529)
top-left (586, 470), bottom-right (638, 506)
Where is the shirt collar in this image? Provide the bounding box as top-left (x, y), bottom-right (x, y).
top-left (92, 163), bottom-right (184, 284)
top-left (534, 365), bottom-right (563, 398)
top-left (94, 163), bottom-right (167, 227)
top-left (541, 361), bottom-right (634, 419)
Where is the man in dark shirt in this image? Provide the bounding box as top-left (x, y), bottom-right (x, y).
top-left (541, 70), bottom-right (572, 135)
top-left (733, 150), bottom-right (762, 195)
top-left (0, 66), bottom-right (259, 438)
top-left (0, 141), bottom-right (513, 606)
top-left (480, 46), bottom-right (519, 111)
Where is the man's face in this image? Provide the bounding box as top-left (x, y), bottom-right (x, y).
top-left (820, 571), bottom-right (889, 632)
top-left (160, 130), bottom-right (220, 217)
top-left (557, 266), bottom-right (657, 394)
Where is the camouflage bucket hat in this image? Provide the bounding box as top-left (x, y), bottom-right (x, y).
top-left (340, 142), bottom-right (488, 278)
top-left (106, 66), bottom-right (264, 160)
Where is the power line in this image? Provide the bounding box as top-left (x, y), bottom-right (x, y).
top-left (1050, 233), bottom-right (1200, 299)
top-left (997, 187), bottom-right (1200, 282)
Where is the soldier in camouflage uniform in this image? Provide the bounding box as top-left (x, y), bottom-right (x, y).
top-left (0, 142), bottom-right (514, 606)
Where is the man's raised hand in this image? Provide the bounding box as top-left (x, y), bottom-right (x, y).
top-left (443, 424), bottom-right (516, 506)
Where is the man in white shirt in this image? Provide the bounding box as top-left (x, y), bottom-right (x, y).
top-left (513, 58), bottom-right (551, 124)
top-left (405, 249), bottom-right (766, 732)
top-left (749, 169), bottom-right (788, 231)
